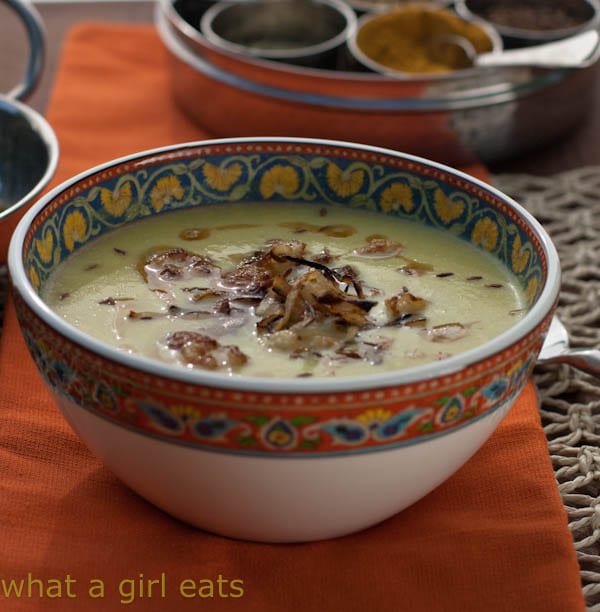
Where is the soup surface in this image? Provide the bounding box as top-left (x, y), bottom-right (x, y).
top-left (43, 202), bottom-right (525, 378)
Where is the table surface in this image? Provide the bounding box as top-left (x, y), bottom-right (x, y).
top-left (1, 0), bottom-right (600, 175)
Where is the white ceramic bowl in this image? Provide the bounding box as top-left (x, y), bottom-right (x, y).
top-left (9, 137), bottom-right (560, 542)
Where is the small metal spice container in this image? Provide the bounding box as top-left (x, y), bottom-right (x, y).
top-left (455, 0), bottom-right (600, 48)
top-left (199, 0), bottom-right (357, 69)
top-left (346, 4), bottom-right (503, 76)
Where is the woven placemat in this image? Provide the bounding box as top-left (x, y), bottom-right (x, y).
top-left (492, 167), bottom-right (600, 611)
top-left (1, 166), bottom-right (599, 609)
top-left (492, 166), bottom-right (600, 612)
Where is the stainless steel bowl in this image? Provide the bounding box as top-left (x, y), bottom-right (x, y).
top-left (156, 0), bottom-right (600, 166)
top-left (0, 0), bottom-right (59, 263)
top-left (200, 0), bottom-right (357, 69)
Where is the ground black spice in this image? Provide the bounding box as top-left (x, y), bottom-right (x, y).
top-left (471, 0), bottom-right (592, 32)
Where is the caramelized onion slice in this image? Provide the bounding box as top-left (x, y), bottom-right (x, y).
top-left (421, 322), bottom-right (468, 343)
top-left (353, 237), bottom-right (403, 258)
top-left (163, 331), bottom-right (248, 370)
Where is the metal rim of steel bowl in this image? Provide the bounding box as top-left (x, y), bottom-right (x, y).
top-left (199, 0), bottom-right (358, 65)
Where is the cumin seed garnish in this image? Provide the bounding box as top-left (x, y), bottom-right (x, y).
top-left (485, 283), bottom-right (504, 289)
top-left (128, 310), bottom-right (154, 320)
top-left (58, 292), bottom-right (70, 301)
top-left (466, 275), bottom-right (483, 281)
top-left (114, 247), bottom-right (127, 255)
top-left (99, 297), bottom-right (133, 305)
top-left (84, 263), bottom-right (99, 271)
top-left (435, 272), bottom-right (454, 278)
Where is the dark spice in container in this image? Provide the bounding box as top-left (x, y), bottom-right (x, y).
top-left (464, 0), bottom-right (595, 34)
top-left (486, 4), bottom-right (587, 31)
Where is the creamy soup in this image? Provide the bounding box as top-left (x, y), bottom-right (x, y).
top-left (43, 202), bottom-right (526, 378)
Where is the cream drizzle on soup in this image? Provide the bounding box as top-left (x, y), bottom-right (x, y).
top-left (43, 202), bottom-right (526, 378)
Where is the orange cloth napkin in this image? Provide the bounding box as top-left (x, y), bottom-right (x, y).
top-left (0, 24), bottom-right (585, 612)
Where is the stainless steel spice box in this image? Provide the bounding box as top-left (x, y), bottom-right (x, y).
top-left (156, 0), bottom-right (600, 166)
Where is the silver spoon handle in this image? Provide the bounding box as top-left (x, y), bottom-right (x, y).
top-left (538, 348), bottom-right (600, 378)
top-left (477, 29), bottom-right (600, 70)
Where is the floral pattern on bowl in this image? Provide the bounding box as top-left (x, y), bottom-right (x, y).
top-left (16, 297), bottom-right (542, 455)
top-left (24, 142), bottom-right (543, 305)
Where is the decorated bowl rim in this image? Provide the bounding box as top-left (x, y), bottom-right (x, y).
top-left (8, 136), bottom-right (561, 394)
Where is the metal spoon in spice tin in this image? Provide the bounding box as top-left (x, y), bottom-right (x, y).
top-left (429, 28), bottom-right (600, 71)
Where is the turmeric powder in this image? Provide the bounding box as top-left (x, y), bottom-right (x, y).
top-left (356, 4), bottom-right (495, 74)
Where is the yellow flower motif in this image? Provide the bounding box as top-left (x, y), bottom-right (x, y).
top-left (95, 385), bottom-right (116, 412)
top-left (35, 229), bottom-right (54, 264)
top-left (100, 182), bottom-right (133, 217)
top-left (380, 183), bottom-right (414, 213)
top-left (434, 189), bottom-right (464, 223)
top-left (203, 162), bottom-right (242, 191)
top-left (267, 429), bottom-right (293, 446)
top-left (259, 165), bottom-right (300, 198)
top-left (471, 217), bottom-right (499, 251)
top-left (63, 210), bottom-right (87, 252)
top-left (326, 163), bottom-right (364, 197)
top-left (150, 175), bottom-right (184, 212)
top-left (507, 359), bottom-right (524, 377)
top-left (511, 234), bottom-right (530, 274)
top-left (170, 404), bottom-right (202, 420)
top-left (356, 407), bottom-right (393, 423)
top-left (525, 277), bottom-right (539, 306)
top-left (443, 402), bottom-right (461, 422)
top-left (28, 266), bottom-right (40, 290)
